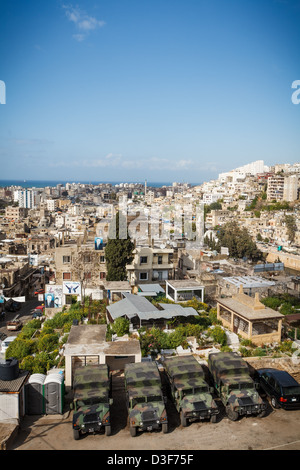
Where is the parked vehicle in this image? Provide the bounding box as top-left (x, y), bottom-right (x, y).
top-left (0, 336), bottom-right (17, 355)
top-left (5, 298), bottom-right (21, 312)
top-left (34, 289), bottom-right (45, 296)
top-left (6, 315), bottom-right (22, 331)
top-left (32, 309), bottom-right (43, 319)
top-left (163, 355), bottom-right (219, 426)
top-left (6, 320), bottom-right (22, 331)
top-left (254, 368), bottom-right (300, 410)
top-left (70, 364), bottom-right (113, 440)
top-left (208, 352), bottom-right (266, 421)
top-left (124, 362), bottom-right (168, 437)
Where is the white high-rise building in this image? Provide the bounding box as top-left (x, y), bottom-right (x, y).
top-left (14, 189), bottom-right (40, 209)
top-left (218, 160), bottom-right (269, 183)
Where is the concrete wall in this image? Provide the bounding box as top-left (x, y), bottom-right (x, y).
top-left (267, 252), bottom-right (300, 272)
top-left (246, 356), bottom-right (300, 382)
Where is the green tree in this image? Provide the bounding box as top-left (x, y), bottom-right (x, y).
top-left (113, 317), bottom-right (130, 337)
top-left (284, 215), bottom-right (297, 243)
top-left (105, 211), bottom-right (134, 281)
top-left (217, 221), bottom-right (262, 261)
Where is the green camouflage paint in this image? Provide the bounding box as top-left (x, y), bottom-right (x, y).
top-left (124, 362), bottom-right (168, 435)
top-left (72, 365), bottom-right (112, 438)
top-left (208, 352), bottom-right (266, 420)
top-left (163, 355), bottom-right (219, 424)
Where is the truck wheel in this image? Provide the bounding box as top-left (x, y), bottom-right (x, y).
top-left (226, 406), bottom-right (239, 421)
top-left (105, 425), bottom-right (111, 436)
top-left (162, 423), bottom-right (168, 434)
top-left (73, 429), bottom-right (80, 440)
top-left (180, 411), bottom-right (187, 427)
top-left (257, 409), bottom-right (266, 418)
top-left (130, 425), bottom-right (137, 437)
top-left (271, 396), bottom-right (279, 409)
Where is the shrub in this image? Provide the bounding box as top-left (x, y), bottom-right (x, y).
top-left (6, 338), bottom-right (35, 360)
top-left (207, 326), bottom-right (227, 346)
top-left (113, 317), bottom-right (130, 337)
top-left (36, 333), bottom-right (60, 353)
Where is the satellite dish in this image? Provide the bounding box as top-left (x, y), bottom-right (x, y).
top-left (160, 244), bottom-right (166, 249)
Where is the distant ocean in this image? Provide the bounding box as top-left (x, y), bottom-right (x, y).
top-left (0, 180), bottom-right (199, 189)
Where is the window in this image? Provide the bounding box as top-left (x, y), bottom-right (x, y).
top-left (157, 255), bottom-right (163, 265)
top-left (100, 272), bottom-right (106, 279)
top-left (140, 256), bottom-right (148, 264)
top-left (63, 272), bottom-right (71, 280)
top-left (63, 256), bottom-right (71, 264)
top-left (139, 272), bottom-right (148, 281)
top-left (269, 377), bottom-right (276, 389)
top-left (100, 256), bottom-right (105, 263)
top-left (83, 255), bottom-right (91, 263)
top-left (84, 272), bottom-right (92, 280)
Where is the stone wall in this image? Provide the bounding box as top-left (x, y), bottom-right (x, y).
top-left (246, 356), bottom-right (300, 382)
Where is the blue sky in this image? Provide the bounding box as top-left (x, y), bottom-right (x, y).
top-left (0, 0), bottom-right (299, 184)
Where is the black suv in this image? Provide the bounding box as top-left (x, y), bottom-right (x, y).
top-left (255, 368), bottom-right (300, 410)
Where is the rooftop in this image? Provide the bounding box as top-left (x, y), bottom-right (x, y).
top-left (166, 280), bottom-right (204, 289)
top-left (217, 287), bottom-right (284, 321)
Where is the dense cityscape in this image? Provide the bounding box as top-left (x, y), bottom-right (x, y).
top-left (0, 158), bottom-right (300, 451)
top-left (1, 0), bottom-right (300, 457)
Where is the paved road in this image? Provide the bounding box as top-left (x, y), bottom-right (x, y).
top-left (0, 297), bottom-right (42, 339)
top-left (11, 375), bottom-right (300, 451)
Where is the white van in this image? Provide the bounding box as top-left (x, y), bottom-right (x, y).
top-left (0, 336), bottom-right (17, 355)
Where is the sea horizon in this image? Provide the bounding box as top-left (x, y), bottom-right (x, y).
top-left (0, 179), bottom-right (201, 189)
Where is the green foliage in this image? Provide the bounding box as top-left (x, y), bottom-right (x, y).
top-left (36, 333), bottom-right (60, 353)
top-left (105, 211), bottom-right (134, 281)
top-left (261, 296), bottom-right (282, 310)
top-left (21, 352), bottom-right (58, 374)
top-left (112, 317), bottom-right (130, 337)
top-left (6, 338), bottom-right (35, 360)
top-left (206, 326), bottom-right (227, 346)
top-left (217, 221), bottom-right (262, 261)
top-left (261, 294), bottom-right (300, 315)
top-left (239, 347), bottom-right (253, 357)
top-left (284, 215), bottom-right (297, 242)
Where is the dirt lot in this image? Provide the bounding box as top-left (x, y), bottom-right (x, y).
top-left (10, 373), bottom-right (300, 451)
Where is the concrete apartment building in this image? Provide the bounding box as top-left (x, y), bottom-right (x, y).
top-left (126, 246), bottom-right (175, 286)
top-left (53, 239), bottom-right (107, 303)
top-left (5, 206), bottom-right (28, 220)
top-left (267, 174), bottom-right (299, 202)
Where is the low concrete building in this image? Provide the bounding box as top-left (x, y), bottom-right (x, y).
top-left (0, 365), bottom-right (29, 424)
top-left (217, 275), bottom-right (276, 297)
top-left (101, 281), bottom-right (132, 303)
top-left (165, 280), bottom-right (204, 303)
top-left (63, 324), bottom-right (141, 387)
top-left (216, 286), bottom-right (284, 346)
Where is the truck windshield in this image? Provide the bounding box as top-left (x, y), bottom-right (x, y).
top-left (77, 395), bottom-right (108, 406)
top-left (239, 382), bottom-right (254, 390)
top-left (133, 395), bottom-right (161, 404)
top-left (183, 386), bottom-right (208, 395)
top-left (227, 382), bottom-right (254, 391)
top-left (146, 395), bottom-right (162, 402)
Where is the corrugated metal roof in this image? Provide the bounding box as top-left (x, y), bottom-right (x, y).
top-left (107, 294), bottom-right (198, 321)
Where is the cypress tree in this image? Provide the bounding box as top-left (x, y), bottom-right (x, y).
top-left (105, 211), bottom-right (134, 281)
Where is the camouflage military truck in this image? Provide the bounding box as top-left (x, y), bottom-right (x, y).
top-left (208, 352), bottom-right (266, 421)
top-left (163, 355), bottom-right (219, 426)
top-left (124, 362), bottom-right (168, 437)
top-left (71, 364), bottom-right (113, 440)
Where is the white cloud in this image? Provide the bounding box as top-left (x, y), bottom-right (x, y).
top-left (63, 4), bottom-right (105, 41)
top-left (175, 159), bottom-right (193, 169)
top-left (48, 154), bottom-right (197, 172)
